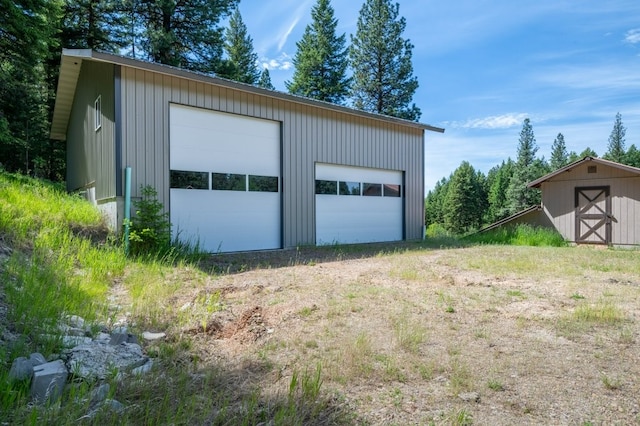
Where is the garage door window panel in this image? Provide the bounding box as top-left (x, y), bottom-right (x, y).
top-left (212, 173), bottom-right (246, 191)
top-left (316, 180), bottom-right (337, 195)
top-left (383, 184), bottom-right (401, 197)
top-left (170, 170), bottom-right (209, 189)
top-left (339, 181), bottom-right (361, 196)
top-left (363, 183), bottom-right (382, 196)
top-left (249, 175), bottom-right (279, 192)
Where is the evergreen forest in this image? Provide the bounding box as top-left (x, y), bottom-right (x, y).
top-left (1, 0), bottom-right (422, 181)
top-left (425, 113), bottom-right (640, 235)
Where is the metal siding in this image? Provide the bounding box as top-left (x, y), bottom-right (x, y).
top-left (66, 61), bottom-right (115, 199)
top-left (118, 66), bottom-right (426, 247)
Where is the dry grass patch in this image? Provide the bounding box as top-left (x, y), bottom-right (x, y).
top-left (97, 243), bottom-right (640, 424)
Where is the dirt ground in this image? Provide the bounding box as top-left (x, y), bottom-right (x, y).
top-left (165, 243), bottom-right (640, 425)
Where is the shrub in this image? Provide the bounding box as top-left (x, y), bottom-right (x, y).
top-left (128, 185), bottom-right (171, 256)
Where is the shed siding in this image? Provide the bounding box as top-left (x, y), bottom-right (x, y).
top-left (541, 162), bottom-right (640, 245)
top-left (119, 67), bottom-right (425, 247)
top-left (66, 61), bottom-right (116, 200)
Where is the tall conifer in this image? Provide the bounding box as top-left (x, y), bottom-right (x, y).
top-left (349, 0), bottom-right (420, 120)
top-left (133, 0), bottom-right (238, 74)
top-left (219, 8), bottom-right (260, 84)
top-left (286, 0), bottom-right (350, 104)
top-left (550, 133), bottom-right (568, 170)
top-left (604, 112), bottom-right (626, 163)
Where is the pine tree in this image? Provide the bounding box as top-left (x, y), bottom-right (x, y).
top-left (218, 8), bottom-right (260, 84)
top-left (443, 161), bottom-right (485, 234)
top-left (0, 0), bottom-right (62, 177)
top-left (133, 0), bottom-right (238, 74)
top-left (486, 159), bottom-right (514, 223)
top-left (286, 0), bottom-right (350, 104)
top-left (349, 0), bottom-right (420, 121)
top-left (505, 118), bottom-right (542, 213)
top-left (257, 68), bottom-right (275, 90)
top-left (550, 133), bottom-right (568, 170)
top-left (624, 145), bottom-right (640, 168)
top-left (568, 147), bottom-right (598, 163)
top-left (61, 0), bottom-right (130, 52)
top-left (424, 176), bottom-right (449, 228)
top-left (604, 112), bottom-right (626, 163)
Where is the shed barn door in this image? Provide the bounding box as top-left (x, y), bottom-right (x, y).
top-left (574, 186), bottom-right (611, 245)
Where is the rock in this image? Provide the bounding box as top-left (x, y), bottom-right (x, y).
top-left (30, 352), bottom-right (47, 365)
top-left (109, 332), bottom-right (138, 346)
top-left (95, 332), bottom-right (111, 343)
top-left (66, 341), bottom-right (148, 381)
top-left (458, 391), bottom-right (480, 403)
top-left (112, 326), bottom-right (128, 334)
top-left (131, 359), bottom-right (153, 376)
top-left (9, 357), bottom-right (32, 381)
top-left (109, 333), bottom-right (128, 346)
top-left (66, 327), bottom-right (88, 337)
top-left (102, 399), bottom-right (125, 413)
top-left (62, 336), bottom-right (93, 347)
top-left (65, 315), bottom-right (85, 329)
top-left (142, 331), bottom-right (166, 341)
top-left (40, 334), bottom-right (93, 348)
top-left (31, 360), bottom-right (68, 404)
top-left (82, 398), bottom-right (125, 420)
top-left (89, 383), bottom-right (111, 405)
top-left (9, 353), bottom-right (47, 382)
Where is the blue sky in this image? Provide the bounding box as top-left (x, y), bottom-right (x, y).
top-left (237, 0), bottom-right (640, 191)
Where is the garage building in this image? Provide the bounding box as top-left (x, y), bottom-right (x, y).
top-left (50, 49), bottom-right (444, 252)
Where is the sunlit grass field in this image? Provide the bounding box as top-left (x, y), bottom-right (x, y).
top-left (1, 171), bottom-right (639, 424)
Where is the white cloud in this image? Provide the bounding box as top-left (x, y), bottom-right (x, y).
top-left (456, 113), bottom-right (530, 129)
top-left (276, 1), bottom-right (313, 51)
top-left (261, 53), bottom-right (293, 71)
top-left (625, 28), bottom-right (640, 44)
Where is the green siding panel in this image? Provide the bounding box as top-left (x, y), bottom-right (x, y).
top-left (66, 61), bottom-right (116, 200)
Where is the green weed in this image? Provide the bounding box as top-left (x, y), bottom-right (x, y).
top-left (466, 224), bottom-right (567, 247)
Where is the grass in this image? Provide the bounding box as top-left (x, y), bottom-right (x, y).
top-left (0, 171), bottom-right (349, 425)
top-left (466, 224), bottom-right (567, 247)
top-left (3, 171), bottom-right (640, 424)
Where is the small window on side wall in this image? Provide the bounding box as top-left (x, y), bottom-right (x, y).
top-left (94, 95), bottom-right (102, 131)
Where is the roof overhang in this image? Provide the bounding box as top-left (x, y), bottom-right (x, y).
top-left (528, 156), bottom-right (640, 188)
top-left (50, 49), bottom-right (445, 141)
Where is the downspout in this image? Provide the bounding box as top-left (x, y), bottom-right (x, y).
top-left (124, 166), bottom-right (132, 255)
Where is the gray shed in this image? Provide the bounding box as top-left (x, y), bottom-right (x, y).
top-left (50, 49), bottom-right (444, 252)
top-left (528, 156), bottom-right (640, 246)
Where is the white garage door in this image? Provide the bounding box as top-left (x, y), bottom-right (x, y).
top-left (169, 104), bottom-right (281, 252)
top-left (315, 163), bottom-right (403, 245)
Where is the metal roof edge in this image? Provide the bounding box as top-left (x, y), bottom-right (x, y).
top-left (50, 50), bottom-right (89, 140)
top-left (66, 49), bottom-right (445, 133)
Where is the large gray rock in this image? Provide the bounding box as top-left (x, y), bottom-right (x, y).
top-left (66, 341), bottom-right (148, 381)
top-left (31, 360), bottom-right (68, 404)
top-left (9, 352), bottom-right (47, 382)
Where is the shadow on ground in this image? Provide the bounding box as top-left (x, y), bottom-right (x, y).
top-left (196, 237), bottom-right (465, 275)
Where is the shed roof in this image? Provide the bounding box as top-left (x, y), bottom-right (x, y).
top-left (50, 49), bottom-right (445, 141)
top-left (527, 156), bottom-right (640, 189)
